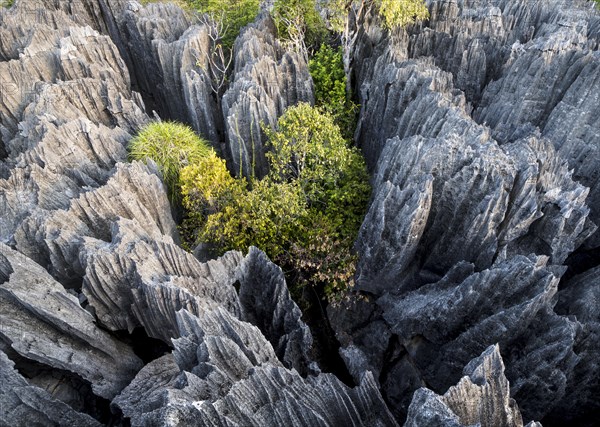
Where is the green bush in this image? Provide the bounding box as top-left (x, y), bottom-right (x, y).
top-left (181, 103), bottom-right (370, 298)
top-left (128, 121), bottom-right (211, 200)
top-left (377, 0), bottom-right (429, 29)
top-left (309, 44), bottom-right (359, 141)
top-left (264, 103), bottom-right (369, 238)
top-left (273, 0), bottom-right (327, 51)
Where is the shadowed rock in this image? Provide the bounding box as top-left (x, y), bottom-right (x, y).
top-left (114, 308), bottom-right (399, 427)
top-left (238, 246), bottom-right (316, 376)
top-left (0, 350), bottom-right (101, 427)
top-left (332, 1), bottom-right (598, 423)
top-left (0, 243), bottom-right (142, 399)
top-left (404, 345), bottom-right (541, 427)
top-left (119, 1), bottom-right (222, 144)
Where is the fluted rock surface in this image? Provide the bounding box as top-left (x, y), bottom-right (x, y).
top-left (1, 1), bottom-right (398, 424)
top-left (2, 0), bottom-right (599, 425)
top-left (331, 0), bottom-right (599, 424)
top-left (0, 350), bottom-right (101, 427)
top-left (222, 13), bottom-right (314, 178)
top-left (238, 247), bottom-right (316, 376)
top-left (0, 243), bottom-right (142, 399)
top-left (404, 345), bottom-right (540, 427)
top-left (114, 308), bottom-right (399, 427)
top-left (119, 1), bottom-right (222, 144)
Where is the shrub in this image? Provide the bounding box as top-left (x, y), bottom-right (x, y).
top-left (181, 104), bottom-right (370, 296)
top-left (199, 178), bottom-right (308, 258)
top-left (309, 44), bottom-right (359, 141)
top-left (128, 121), bottom-right (211, 199)
top-left (180, 104), bottom-right (370, 299)
top-left (273, 0), bottom-right (327, 52)
top-left (264, 103), bottom-right (370, 241)
top-left (378, 0), bottom-right (429, 29)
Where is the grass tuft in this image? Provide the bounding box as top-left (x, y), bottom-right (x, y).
top-left (128, 121), bottom-right (211, 199)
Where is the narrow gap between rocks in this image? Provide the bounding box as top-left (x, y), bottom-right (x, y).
top-left (3, 346), bottom-right (124, 425)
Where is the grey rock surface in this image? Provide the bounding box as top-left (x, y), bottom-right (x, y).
top-left (238, 246), bottom-right (316, 376)
top-left (222, 13), bottom-right (314, 178)
top-left (0, 243), bottom-right (142, 399)
top-left (114, 308), bottom-right (399, 427)
top-left (0, 350), bottom-right (101, 427)
top-left (1, 0), bottom-right (599, 425)
top-left (404, 345), bottom-right (538, 427)
top-left (332, 0), bottom-right (600, 424)
top-left (119, 1), bottom-right (222, 145)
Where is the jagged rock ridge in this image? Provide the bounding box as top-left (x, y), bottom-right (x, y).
top-left (328, 0), bottom-right (599, 425)
top-left (0, 1), bottom-right (396, 425)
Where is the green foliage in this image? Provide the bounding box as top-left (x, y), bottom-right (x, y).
top-left (200, 178), bottom-right (307, 258)
top-left (273, 0), bottom-right (327, 50)
top-left (309, 44), bottom-right (359, 141)
top-left (180, 104), bottom-right (370, 298)
top-left (324, 0), bottom-right (429, 32)
top-left (128, 121), bottom-right (211, 200)
top-left (377, 0), bottom-right (429, 29)
top-left (188, 0), bottom-right (260, 48)
top-left (264, 103), bottom-right (369, 237)
top-left (0, 0), bottom-right (14, 8)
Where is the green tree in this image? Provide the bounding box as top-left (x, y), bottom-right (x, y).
top-left (180, 104), bottom-right (371, 298)
top-left (273, 0), bottom-right (327, 57)
top-left (128, 121), bottom-right (211, 200)
top-left (264, 103), bottom-right (369, 239)
top-left (309, 44), bottom-right (359, 141)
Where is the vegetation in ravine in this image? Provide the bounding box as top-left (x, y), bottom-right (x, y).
top-left (177, 103), bottom-right (370, 298)
top-left (128, 0), bottom-right (429, 301)
top-left (309, 44), bottom-right (359, 141)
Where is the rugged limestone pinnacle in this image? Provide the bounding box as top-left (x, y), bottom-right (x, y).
top-left (1, 0), bottom-right (599, 425)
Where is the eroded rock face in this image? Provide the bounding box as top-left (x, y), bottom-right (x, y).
top-left (113, 308), bottom-right (399, 427)
top-left (238, 246), bottom-right (316, 376)
top-left (1, 0), bottom-right (599, 424)
top-left (0, 350), bottom-right (101, 427)
top-left (222, 13), bottom-right (314, 178)
top-left (404, 345), bottom-right (540, 427)
top-left (331, 0), bottom-right (599, 424)
top-left (119, 1), bottom-right (222, 145)
top-left (0, 243), bottom-right (143, 399)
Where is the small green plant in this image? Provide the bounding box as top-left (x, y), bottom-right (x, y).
top-left (309, 44), bottom-right (359, 141)
top-left (0, 0), bottom-right (14, 8)
top-left (128, 121), bottom-right (211, 200)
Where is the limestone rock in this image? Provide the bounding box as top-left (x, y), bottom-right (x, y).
top-left (120, 2), bottom-right (221, 144)
top-left (82, 217), bottom-right (243, 342)
top-left (0, 350), bottom-right (101, 427)
top-left (222, 13), bottom-right (314, 177)
top-left (0, 243), bottom-right (142, 399)
top-left (404, 345), bottom-right (539, 427)
top-left (114, 308), bottom-right (398, 427)
top-left (237, 246), bottom-right (316, 375)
